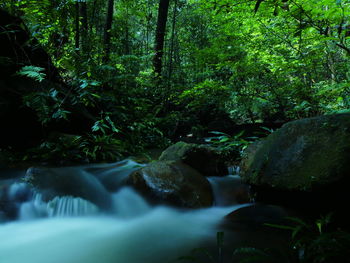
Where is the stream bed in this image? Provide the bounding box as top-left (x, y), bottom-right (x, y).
top-left (0, 160), bottom-right (289, 263)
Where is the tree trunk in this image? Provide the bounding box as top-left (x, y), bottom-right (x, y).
top-left (125, 5), bottom-right (130, 55)
top-left (103, 0), bottom-right (115, 62)
top-left (167, 0), bottom-right (178, 84)
top-left (80, 0), bottom-right (89, 53)
top-left (75, 1), bottom-right (80, 51)
top-left (90, 0), bottom-right (97, 32)
top-left (153, 0), bottom-right (170, 77)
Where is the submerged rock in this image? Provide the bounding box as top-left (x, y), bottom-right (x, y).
top-left (240, 113), bottom-right (350, 218)
top-left (127, 161), bottom-right (213, 208)
top-left (24, 166), bottom-right (111, 210)
top-left (159, 141), bottom-right (227, 177)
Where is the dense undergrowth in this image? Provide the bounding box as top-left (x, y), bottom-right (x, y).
top-left (0, 0), bottom-right (349, 164)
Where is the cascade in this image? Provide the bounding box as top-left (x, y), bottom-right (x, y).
top-left (112, 187), bottom-right (151, 218)
top-left (0, 160), bottom-right (252, 263)
top-left (208, 166), bottom-right (250, 206)
top-left (0, 194), bottom-right (247, 263)
top-left (48, 196), bottom-right (99, 217)
top-left (227, 165), bottom-right (240, 175)
top-left (85, 159), bottom-right (144, 191)
top-left (19, 193), bottom-right (99, 219)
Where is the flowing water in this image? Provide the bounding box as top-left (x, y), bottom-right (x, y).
top-left (0, 202), bottom-right (246, 263)
top-left (208, 165), bottom-right (251, 206)
top-left (0, 160), bottom-right (251, 263)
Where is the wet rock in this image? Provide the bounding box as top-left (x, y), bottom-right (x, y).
top-left (241, 113), bottom-right (350, 190)
top-left (126, 161), bottom-right (213, 208)
top-left (159, 142), bottom-right (227, 177)
top-left (240, 113), bottom-right (350, 218)
top-left (0, 179), bottom-right (33, 220)
top-left (224, 204), bottom-right (293, 230)
top-left (24, 166), bottom-right (111, 210)
top-left (220, 205), bottom-right (297, 263)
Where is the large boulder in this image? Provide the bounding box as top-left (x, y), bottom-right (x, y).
top-left (240, 113), bottom-right (350, 217)
top-left (126, 161), bottom-right (213, 208)
top-left (159, 141), bottom-right (227, 177)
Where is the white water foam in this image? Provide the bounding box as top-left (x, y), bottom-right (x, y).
top-left (19, 193), bottom-right (99, 220)
top-left (0, 160), bottom-right (251, 263)
top-left (0, 204), bottom-right (247, 263)
top-left (112, 187), bottom-right (151, 218)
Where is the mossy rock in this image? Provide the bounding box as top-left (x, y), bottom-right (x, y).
top-left (241, 113), bottom-right (350, 191)
top-left (126, 160), bottom-right (213, 208)
top-left (159, 141), bottom-right (227, 177)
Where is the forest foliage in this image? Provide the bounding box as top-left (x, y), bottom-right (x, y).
top-left (0, 0), bottom-right (349, 162)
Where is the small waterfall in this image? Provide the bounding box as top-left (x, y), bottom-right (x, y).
top-left (47, 196), bottom-right (99, 217)
top-left (227, 165), bottom-right (240, 175)
top-left (86, 159), bottom-right (144, 192)
top-left (19, 193), bottom-right (99, 220)
top-left (208, 166), bottom-right (250, 206)
top-left (112, 187), bottom-right (151, 218)
top-left (19, 193), bottom-right (47, 219)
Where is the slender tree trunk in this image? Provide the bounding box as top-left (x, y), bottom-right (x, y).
top-left (167, 0), bottom-right (178, 84)
top-left (103, 0), bottom-right (115, 62)
top-left (90, 0), bottom-right (97, 32)
top-left (153, 0), bottom-right (170, 77)
top-left (125, 5), bottom-right (130, 55)
top-left (75, 1), bottom-right (80, 51)
top-left (146, 2), bottom-right (151, 54)
top-left (325, 43), bottom-right (336, 82)
top-left (80, 0), bottom-right (89, 53)
top-left (144, 2), bottom-right (152, 66)
top-left (125, 24), bottom-right (130, 55)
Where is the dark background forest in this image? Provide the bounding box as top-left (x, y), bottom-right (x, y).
top-left (0, 0), bottom-right (349, 164)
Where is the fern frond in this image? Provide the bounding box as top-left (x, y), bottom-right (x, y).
top-left (16, 66), bottom-right (46, 82)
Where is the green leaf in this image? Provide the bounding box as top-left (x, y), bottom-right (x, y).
top-left (16, 66), bottom-right (46, 82)
top-left (209, 131), bottom-right (228, 136)
top-left (219, 137), bottom-right (229, 143)
top-left (105, 116), bottom-right (120, 133)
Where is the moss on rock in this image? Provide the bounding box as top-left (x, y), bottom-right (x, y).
top-left (241, 113), bottom-right (350, 191)
top-left (159, 141), bottom-right (227, 177)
